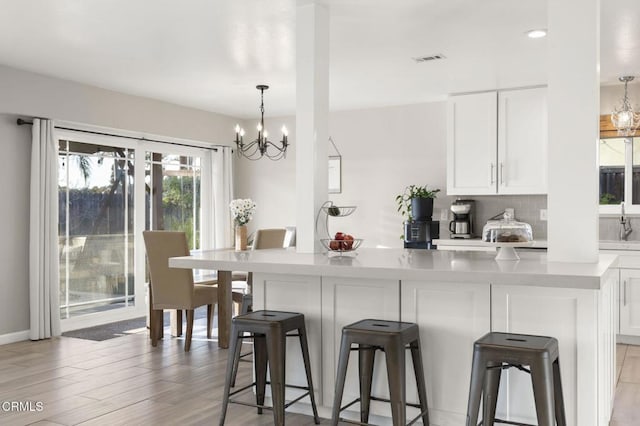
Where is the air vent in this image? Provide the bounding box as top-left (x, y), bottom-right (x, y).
top-left (413, 54), bottom-right (446, 63)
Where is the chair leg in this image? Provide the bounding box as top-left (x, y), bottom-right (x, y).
top-left (150, 308), bottom-right (159, 347)
top-left (553, 358), bottom-right (567, 426)
top-left (410, 339), bottom-right (430, 426)
top-left (358, 345), bottom-right (376, 424)
top-left (299, 323), bottom-right (320, 424)
top-left (483, 361), bottom-right (502, 426)
top-left (530, 359), bottom-right (556, 426)
top-left (176, 309), bottom-right (183, 337)
top-left (331, 334), bottom-right (353, 425)
top-left (207, 304), bottom-right (214, 339)
top-left (185, 309), bottom-right (195, 352)
top-left (384, 341), bottom-right (407, 426)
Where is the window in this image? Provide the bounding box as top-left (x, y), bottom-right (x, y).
top-left (599, 136), bottom-right (640, 213)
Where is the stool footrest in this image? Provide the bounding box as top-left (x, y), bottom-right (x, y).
top-left (227, 380), bottom-right (314, 410)
top-left (491, 419), bottom-right (536, 426)
top-left (338, 396), bottom-right (427, 426)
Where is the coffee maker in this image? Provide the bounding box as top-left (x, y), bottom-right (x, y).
top-left (449, 199), bottom-right (475, 239)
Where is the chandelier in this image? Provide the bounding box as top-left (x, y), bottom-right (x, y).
top-left (611, 76), bottom-right (640, 137)
top-left (234, 85), bottom-right (289, 160)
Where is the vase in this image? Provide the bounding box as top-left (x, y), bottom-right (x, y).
top-left (235, 225), bottom-right (248, 251)
top-left (411, 197), bottom-right (434, 221)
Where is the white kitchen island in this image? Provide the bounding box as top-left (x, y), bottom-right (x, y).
top-left (169, 248), bottom-right (618, 426)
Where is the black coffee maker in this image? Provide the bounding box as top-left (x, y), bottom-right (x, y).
top-left (403, 199), bottom-right (439, 249)
top-left (449, 199), bottom-right (475, 239)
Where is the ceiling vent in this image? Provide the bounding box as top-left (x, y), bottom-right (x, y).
top-left (413, 54), bottom-right (446, 63)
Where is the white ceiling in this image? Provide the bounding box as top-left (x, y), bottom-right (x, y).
top-left (0, 0), bottom-right (638, 119)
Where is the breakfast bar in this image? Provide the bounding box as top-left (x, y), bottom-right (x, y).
top-left (169, 248), bottom-right (618, 426)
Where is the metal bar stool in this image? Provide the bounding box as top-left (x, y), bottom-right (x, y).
top-left (230, 293), bottom-right (253, 387)
top-left (219, 310), bottom-right (320, 426)
top-left (466, 332), bottom-right (566, 426)
top-left (331, 319), bottom-right (430, 426)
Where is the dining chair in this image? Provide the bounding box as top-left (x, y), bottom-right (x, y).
top-left (143, 230), bottom-right (241, 351)
top-left (252, 228), bottom-right (287, 249)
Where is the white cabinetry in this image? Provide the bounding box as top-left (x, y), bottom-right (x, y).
top-left (619, 268), bottom-right (640, 336)
top-left (401, 280), bottom-right (490, 425)
top-left (447, 87), bottom-right (547, 195)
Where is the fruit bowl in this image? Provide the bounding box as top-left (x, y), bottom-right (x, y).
top-left (320, 238), bottom-right (363, 253)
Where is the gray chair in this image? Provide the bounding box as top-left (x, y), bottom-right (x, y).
top-left (219, 310), bottom-right (320, 426)
top-left (465, 332), bottom-right (566, 426)
top-left (331, 319), bottom-right (430, 426)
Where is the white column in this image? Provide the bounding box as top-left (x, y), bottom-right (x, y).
top-left (295, 2), bottom-right (329, 253)
top-left (547, 0), bottom-right (600, 262)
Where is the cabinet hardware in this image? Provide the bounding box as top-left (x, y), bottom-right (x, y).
top-left (500, 162), bottom-right (504, 185)
top-left (624, 280), bottom-right (627, 306)
top-left (490, 163), bottom-right (495, 184)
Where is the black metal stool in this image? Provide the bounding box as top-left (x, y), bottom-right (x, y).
top-left (219, 310), bottom-right (320, 426)
top-left (331, 319), bottom-right (430, 426)
top-left (466, 332), bottom-right (566, 426)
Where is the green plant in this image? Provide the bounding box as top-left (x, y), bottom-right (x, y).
top-left (395, 184), bottom-right (440, 221)
top-left (599, 193), bottom-right (617, 205)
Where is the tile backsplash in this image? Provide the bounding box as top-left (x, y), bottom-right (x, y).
top-left (435, 195), bottom-right (548, 240)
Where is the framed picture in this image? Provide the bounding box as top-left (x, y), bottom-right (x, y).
top-left (328, 156), bottom-right (342, 194)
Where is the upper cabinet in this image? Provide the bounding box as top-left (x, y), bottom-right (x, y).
top-left (446, 87), bottom-right (548, 195)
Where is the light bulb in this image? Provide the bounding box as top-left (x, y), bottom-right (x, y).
top-left (282, 126), bottom-right (288, 136)
top-left (240, 128), bottom-right (245, 137)
top-left (257, 123), bottom-right (262, 132)
top-left (235, 124), bottom-right (240, 133)
top-left (264, 130), bottom-right (269, 139)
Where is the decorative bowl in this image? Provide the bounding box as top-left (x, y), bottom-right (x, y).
top-left (320, 238), bottom-right (363, 253)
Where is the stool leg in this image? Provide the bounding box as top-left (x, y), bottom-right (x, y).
top-left (553, 358), bottom-right (567, 426)
top-left (229, 332), bottom-right (245, 387)
top-left (332, 334), bottom-right (353, 426)
top-left (410, 339), bottom-right (430, 426)
top-left (466, 350), bottom-right (486, 426)
top-left (219, 327), bottom-right (241, 426)
top-left (298, 323), bottom-right (320, 424)
top-left (266, 330), bottom-right (287, 426)
top-left (254, 334), bottom-right (268, 415)
top-left (482, 362), bottom-right (502, 426)
top-left (358, 345), bottom-right (376, 424)
top-left (531, 359), bottom-right (555, 426)
top-left (384, 340), bottom-right (407, 426)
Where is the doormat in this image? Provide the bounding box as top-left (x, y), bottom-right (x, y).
top-left (62, 308), bottom-right (210, 341)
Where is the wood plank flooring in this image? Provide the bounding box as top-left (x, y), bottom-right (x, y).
top-left (0, 327), bottom-right (637, 425)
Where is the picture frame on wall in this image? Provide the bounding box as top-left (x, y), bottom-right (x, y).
top-left (328, 155), bottom-right (342, 194)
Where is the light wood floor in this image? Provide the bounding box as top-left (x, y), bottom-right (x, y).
top-left (0, 328), bottom-right (638, 425)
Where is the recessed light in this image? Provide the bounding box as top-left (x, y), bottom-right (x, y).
top-left (526, 29), bottom-right (547, 39)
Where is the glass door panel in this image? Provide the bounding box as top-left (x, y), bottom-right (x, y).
top-left (58, 140), bottom-right (135, 319)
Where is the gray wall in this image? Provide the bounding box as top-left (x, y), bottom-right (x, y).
top-left (0, 65), bottom-right (238, 337)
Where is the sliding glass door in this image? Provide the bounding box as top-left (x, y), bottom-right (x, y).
top-left (57, 129), bottom-right (211, 327)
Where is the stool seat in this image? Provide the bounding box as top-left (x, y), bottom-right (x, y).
top-left (332, 319), bottom-right (429, 426)
top-left (466, 332), bottom-right (566, 426)
top-left (220, 310), bottom-right (320, 426)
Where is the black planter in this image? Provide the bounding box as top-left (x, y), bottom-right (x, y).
top-left (411, 197), bottom-right (434, 221)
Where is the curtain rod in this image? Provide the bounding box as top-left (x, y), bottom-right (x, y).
top-left (16, 118), bottom-right (220, 152)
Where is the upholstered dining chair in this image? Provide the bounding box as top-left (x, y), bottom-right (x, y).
top-left (143, 231), bottom-right (242, 351)
top-left (252, 228), bottom-right (287, 249)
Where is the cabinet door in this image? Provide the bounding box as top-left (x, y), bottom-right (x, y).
top-left (402, 280), bottom-right (490, 425)
top-left (619, 269), bottom-right (640, 336)
top-left (447, 91), bottom-right (498, 195)
top-left (498, 87), bottom-right (548, 194)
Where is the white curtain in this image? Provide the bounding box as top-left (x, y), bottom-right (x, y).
top-left (211, 146), bottom-right (234, 249)
top-left (29, 119), bottom-right (61, 340)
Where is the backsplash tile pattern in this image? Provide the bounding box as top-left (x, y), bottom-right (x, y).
top-left (600, 217), bottom-right (639, 241)
top-left (435, 195), bottom-right (548, 240)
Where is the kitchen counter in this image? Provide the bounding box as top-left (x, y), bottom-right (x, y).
top-left (436, 238), bottom-right (640, 251)
top-left (170, 247), bottom-right (616, 289)
top-left (170, 247), bottom-right (617, 425)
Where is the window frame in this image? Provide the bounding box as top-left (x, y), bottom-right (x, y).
top-left (599, 136), bottom-right (638, 215)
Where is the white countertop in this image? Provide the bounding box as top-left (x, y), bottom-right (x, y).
top-left (169, 247), bottom-right (617, 290)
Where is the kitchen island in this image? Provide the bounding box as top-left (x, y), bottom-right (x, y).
top-left (169, 248), bottom-right (618, 426)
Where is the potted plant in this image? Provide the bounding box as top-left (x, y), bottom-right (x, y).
top-left (395, 184), bottom-right (441, 222)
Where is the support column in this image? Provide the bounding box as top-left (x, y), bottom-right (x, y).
top-left (547, 0), bottom-right (600, 262)
top-left (296, 2), bottom-right (329, 253)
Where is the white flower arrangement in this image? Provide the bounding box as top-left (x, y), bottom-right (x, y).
top-left (230, 198), bottom-right (256, 226)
